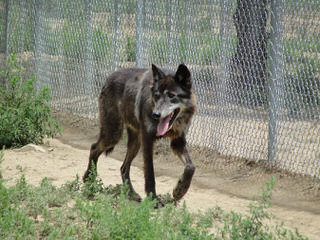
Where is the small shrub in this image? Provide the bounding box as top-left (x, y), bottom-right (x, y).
top-left (0, 185), bottom-right (36, 239)
top-left (0, 164), bottom-right (36, 239)
top-left (81, 164), bottom-right (105, 199)
top-left (212, 177), bottom-right (308, 240)
top-left (0, 54), bottom-right (61, 147)
top-left (0, 171), bottom-right (310, 239)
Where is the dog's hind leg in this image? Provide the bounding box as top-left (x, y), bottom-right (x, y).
top-left (120, 127), bottom-right (141, 201)
top-left (170, 134), bottom-right (195, 201)
top-left (83, 139), bottom-right (113, 182)
top-left (83, 113), bottom-right (123, 182)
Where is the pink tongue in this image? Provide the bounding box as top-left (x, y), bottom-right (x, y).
top-left (157, 115), bottom-right (171, 136)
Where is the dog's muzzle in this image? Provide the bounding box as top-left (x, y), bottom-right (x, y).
top-left (152, 111), bottom-right (161, 120)
top-left (154, 108), bottom-right (180, 136)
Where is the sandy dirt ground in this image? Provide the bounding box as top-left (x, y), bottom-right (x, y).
top-left (1, 117), bottom-right (320, 239)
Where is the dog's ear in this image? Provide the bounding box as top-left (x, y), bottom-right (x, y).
top-left (175, 64), bottom-right (191, 90)
top-left (152, 64), bottom-right (165, 83)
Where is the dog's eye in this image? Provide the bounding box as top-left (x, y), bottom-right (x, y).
top-left (167, 92), bottom-right (175, 98)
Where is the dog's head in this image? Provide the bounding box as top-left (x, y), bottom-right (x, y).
top-left (151, 64), bottom-right (192, 136)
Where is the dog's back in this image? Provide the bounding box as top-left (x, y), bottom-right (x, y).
top-left (100, 68), bottom-right (148, 103)
top-left (98, 68), bottom-right (150, 131)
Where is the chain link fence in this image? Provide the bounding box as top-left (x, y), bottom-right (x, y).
top-left (1, 0), bottom-right (319, 178)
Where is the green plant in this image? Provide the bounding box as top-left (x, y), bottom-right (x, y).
top-left (93, 25), bottom-right (112, 62)
top-left (212, 177), bottom-right (308, 240)
top-left (0, 54), bottom-right (61, 147)
top-left (0, 173), bottom-right (36, 239)
top-left (285, 65), bottom-right (320, 109)
top-left (0, 147), bottom-right (4, 179)
top-left (4, 1), bottom-right (35, 53)
top-left (151, 36), bottom-right (169, 65)
top-left (126, 36), bottom-right (136, 62)
top-left (62, 21), bottom-right (86, 64)
top-left (0, 172), bottom-right (310, 240)
top-left (0, 153), bottom-right (311, 240)
top-left (81, 164), bottom-right (105, 199)
top-left (179, 33), bottom-right (187, 63)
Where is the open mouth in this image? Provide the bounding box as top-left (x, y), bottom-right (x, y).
top-left (157, 108), bottom-right (180, 136)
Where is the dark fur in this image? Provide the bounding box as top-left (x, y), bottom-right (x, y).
top-left (83, 64), bottom-right (197, 202)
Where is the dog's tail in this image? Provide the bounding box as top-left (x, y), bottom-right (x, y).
top-left (105, 147), bottom-right (114, 156)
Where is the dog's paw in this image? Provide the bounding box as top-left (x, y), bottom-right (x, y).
top-left (173, 179), bottom-right (190, 200)
top-left (82, 170), bottom-right (97, 183)
top-left (147, 194), bottom-right (165, 208)
top-left (82, 172), bottom-right (89, 183)
top-left (153, 197), bottom-right (165, 209)
top-left (173, 164), bottom-right (195, 200)
top-left (129, 191), bottom-right (142, 202)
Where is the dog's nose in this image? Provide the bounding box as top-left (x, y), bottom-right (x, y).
top-left (152, 112), bottom-right (161, 120)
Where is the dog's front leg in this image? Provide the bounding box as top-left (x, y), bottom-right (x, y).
top-left (142, 132), bottom-right (157, 199)
top-left (171, 135), bottom-right (195, 201)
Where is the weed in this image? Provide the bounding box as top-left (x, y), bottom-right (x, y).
top-left (81, 164), bottom-right (105, 199)
top-left (158, 192), bottom-right (177, 205)
top-left (0, 169), bottom-right (36, 239)
top-left (0, 170), bottom-right (309, 240)
top-left (0, 147), bottom-right (4, 179)
top-left (211, 177), bottom-right (308, 240)
top-left (63, 174), bottom-right (81, 193)
top-left (0, 54), bottom-right (62, 148)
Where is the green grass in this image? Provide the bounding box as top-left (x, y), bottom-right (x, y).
top-left (283, 38), bottom-right (320, 111)
top-left (0, 150), bottom-right (309, 240)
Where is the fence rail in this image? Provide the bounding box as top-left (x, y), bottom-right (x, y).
top-left (0, 0), bottom-right (319, 178)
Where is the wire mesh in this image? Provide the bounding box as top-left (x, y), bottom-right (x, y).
top-left (0, 0), bottom-right (319, 178)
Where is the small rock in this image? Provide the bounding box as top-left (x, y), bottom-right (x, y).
top-left (15, 144), bottom-right (46, 153)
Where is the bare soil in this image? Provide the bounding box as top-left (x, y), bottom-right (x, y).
top-left (1, 112), bottom-right (320, 239)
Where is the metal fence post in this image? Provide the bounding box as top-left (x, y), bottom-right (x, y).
top-left (56, 0), bottom-right (65, 109)
top-left (85, 0), bottom-right (94, 112)
top-left (136, 0), bottom-right (144, 67)
top-left (20, 0), bottom-right (27, 56)
top-left (268, 0), bottom-right (284, 162)
top-left (2, 0), bottom-right (9, 55)
top-left (32, 0), bottom-right (40, 91)
top-left (4, 0), bottom-right (10, 67)
top-left (1, 0), bottom-right (9, 87)
top-left (219, 0), bottom-right (232, 105)
top-left (113, 0), bottom-right (121, 70)
top-left (167, 0), bottom-right (178, 67)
